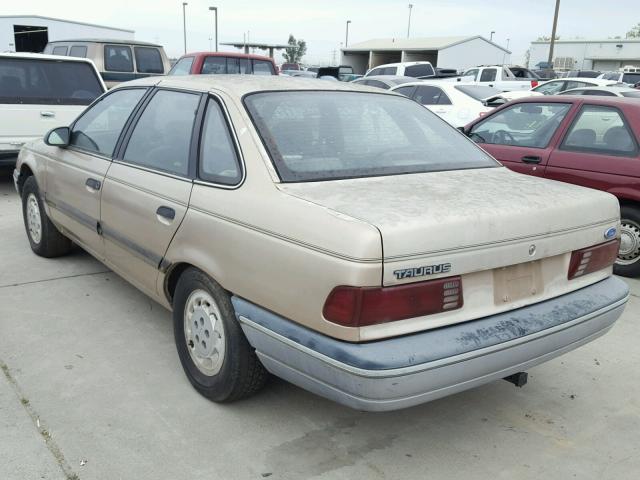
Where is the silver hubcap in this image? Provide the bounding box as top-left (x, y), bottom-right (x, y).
top-left (184, 290), bottom-right (226, 376)
top-left (618, 220), bottom-right (640, 265)
top-left (26, 193), bottom-right (42, 244)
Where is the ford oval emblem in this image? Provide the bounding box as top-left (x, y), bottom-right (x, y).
top-left (604, 227), bottom-right (617, 240)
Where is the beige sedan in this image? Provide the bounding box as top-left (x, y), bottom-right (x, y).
top-left (14, 76), bottom-right (628, 411)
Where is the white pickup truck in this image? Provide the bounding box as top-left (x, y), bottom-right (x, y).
top-left (454, 65), bottom-right (540, 92)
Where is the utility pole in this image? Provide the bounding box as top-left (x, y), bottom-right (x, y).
top-left (182, 2), bottom-right (188, 54)
top-left (490, 31), bottom-right (495, 41)
top-left (407, 4), bottom-right (413, 38)
top-left (209, 6), bottom-right (218, 52)
top-left (548, 0), bottom-right (561, 67)
top-left (345, 20), bottom-right (351, 48)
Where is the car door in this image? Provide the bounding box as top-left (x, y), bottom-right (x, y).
top-left (45, 87), bottom-right (148, 257)
top-left (468, 101), bottom-right (575, 177)
top-left (545, 104), bottom-right (640, 192)
top-left (413, 85), bottom-right (454, 123)
top-left (100, 88), bottom-right (203, 297)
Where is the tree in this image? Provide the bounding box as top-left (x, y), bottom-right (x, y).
top-left (536, 35), bottom-right (560, 41)
top-left (282, 34), bottom-right (307, 63)
top-left (627, 23), bottom-right (640, 38)
top-left (524, 49), bottom-right (531, 68)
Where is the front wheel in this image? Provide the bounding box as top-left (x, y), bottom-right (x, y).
top-left (615, 205), bottom-right (640, 277)
top-left (172, 268), bottom-right (268, 402)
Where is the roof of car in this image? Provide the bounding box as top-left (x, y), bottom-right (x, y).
top-left (48, 38), bottom-right (162, 47)
top-left (180, 51), bottom-right (275, 62)
top-left (563, 86), bottom-right (637, 93)
top-left (354, 75), bottom-right (415, 84)
top-left (541, 77), bottom-right (622, 85)
top-left (115, 75), bottom-right (392, 97)
top-left (0, 52), bottom-right (97, 64)
top-left (507, 95), bottom-right (640, 106)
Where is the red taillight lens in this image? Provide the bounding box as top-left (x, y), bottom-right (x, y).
top-left (323, 276), bottom-right (463, 327)
top-left (568, 240), bottom-right (619, 280)
top-left (531, 80), bottom-right (539, 88)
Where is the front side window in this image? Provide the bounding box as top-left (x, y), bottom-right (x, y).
top-left (199, 99), bottom-right (241, 184)
top-left (244, 91), bottom-right (497, 182)
top-left (367, 67), bottom-right (384, 76)
top-left (104, 45), bottom-right (134, 72)
top-left (69, 45), bottom-right (87, 58)
top-left (404, 63), bottom-right (435, 78)
top-left (533, 80), bottom-right (565, 95)
top-left (168, 56), bottom-right (194, 75)
top-left (561, 105), bottom-right (638, 156)
top-left (52, 46), bottom-right (68, 56)
top-left (480, 68), bottom-right (497, 82)
top-left (202, 56), bottom-right (226, 74)
top-left (253, 59), bottom-right (275, 75)
top-left (123, 90), bottom-right (200, 176)
top-left (470, 102), bottom-right (571, 148)
top-left (0, 57), bottom-right (104, 105)
top-left (70, 88), bottom-right (146, 156)
top-left (413, 86), bottom-right (451, 105)
top-left (134, 47), bottom-right (164, 74)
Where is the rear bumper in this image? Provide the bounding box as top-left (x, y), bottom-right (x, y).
top-left (233, 276), bottom-right (628, 411)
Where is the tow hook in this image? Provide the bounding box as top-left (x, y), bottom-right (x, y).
top-left (503, 372), bottom-right (528, 387)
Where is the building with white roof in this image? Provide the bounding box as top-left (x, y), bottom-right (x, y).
top-left (341, 35), bottom-right (511, 74)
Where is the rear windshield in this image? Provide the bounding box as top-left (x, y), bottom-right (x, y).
top-left (404, 64), bottom-right (435, 78)
top-left (454, 85), bottom-right (502, 100)
top-left (134, 47), bottom-right (164, 74)
top-left (244, 91), bottom-right (497, 182)
top-left (622, 73), bottom-right (640, 84)
top-left (0, 57), bottom-right (103, 105)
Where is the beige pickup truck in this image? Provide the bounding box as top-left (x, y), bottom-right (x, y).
top-left (14, 76), bottom-right (628, 411)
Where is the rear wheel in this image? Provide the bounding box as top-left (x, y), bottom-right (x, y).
top-left (615, 205), bottom-right (640, 277)
top-left (21, 176), bottom-right (72, 258)
top-left (172, 268), bottom-right (268, 402)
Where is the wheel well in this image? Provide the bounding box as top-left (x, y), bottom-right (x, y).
top-left (17, 164), bottom-right (34, 195)
top-left (164, 262), bottom-right (195, 306)
top-left (618, 198), bottom-right (639, 211)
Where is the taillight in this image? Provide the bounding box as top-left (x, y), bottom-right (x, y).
top-left (323, 276), bottom-right (463, 327)
top-left (531, 80), bottom-right (539, 88)
top-left (568, 240), bottom-right (619, 280)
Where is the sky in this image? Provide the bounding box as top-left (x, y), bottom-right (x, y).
top-left (4, 0), bottom-right (639, 64)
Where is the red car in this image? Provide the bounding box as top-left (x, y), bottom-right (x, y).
top-left (168, 52), bottom-right (277, 76)
top-left (464, 96), bottom-right (640, 276)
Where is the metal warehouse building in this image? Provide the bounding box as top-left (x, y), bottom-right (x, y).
top-left (0, 15), bottom-right (134, 53)
top-left (530, 39), bottom-right (640, 71)
top-left (341, 35), bottom-right (511, 74)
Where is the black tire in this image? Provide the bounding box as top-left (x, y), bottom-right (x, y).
top-left (615, 205), bottom-right (640, 277)
top-left (21, 176), bottom-right (72, 258)
top-left (173, 268), bottom-right (268, 402)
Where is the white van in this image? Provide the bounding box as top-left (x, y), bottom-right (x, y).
top-left (0, 53), bottom-right (106, 165)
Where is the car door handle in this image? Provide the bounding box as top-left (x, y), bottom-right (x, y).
top-left (40, 111), bottom-right (55, 118)
top-left (85, 178), bottom-right (101, 191)
top-left (156, 206), bottom-right (175, 221)
top-left (521, 156), bottom-right (542, 164)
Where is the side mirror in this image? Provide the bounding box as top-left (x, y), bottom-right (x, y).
top-left (45, 127), bottom-right (70, 147)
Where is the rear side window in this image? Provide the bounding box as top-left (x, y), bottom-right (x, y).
top-left (253, 59), bottom-right (275, 75)
top-left (134, 47), bottom-right (164, 74)
top-left (199, 99), bottom-right (241, 184)
top-left (404, 64), bottom-right (435, 78)
top-left (393, 85), bottom-right (416, 97)
top-left (0, 57), bottom-right (104, 105)
top-left (69, 45), bottom-right (87, 58)
top-left (52, 46), bottom-right (68, 56)
top-left (368, 67), bottom-right (384, 76)
top-left (70, 88), bottom-right (146, 156)
top-left (480, 68), bottom-right (497, 82)
top-left (104, 45), bottom-right (134, 72)
top-left (561, 105), bottom-right (638, 156)
top-left (123, 90), bottom-right (200, 176)
top-left (363, 79), bottom-right (388, 89)
top-left (623, 73), bottom-right (640, 84)
top-left (202, 56), bottom-right (226, 74)
top-left (414, 85), bottom-right (451, 105)
top-left (470, 103), bottom-right (571, 148)
top-left (168, 56), bottom-right (194, 75)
